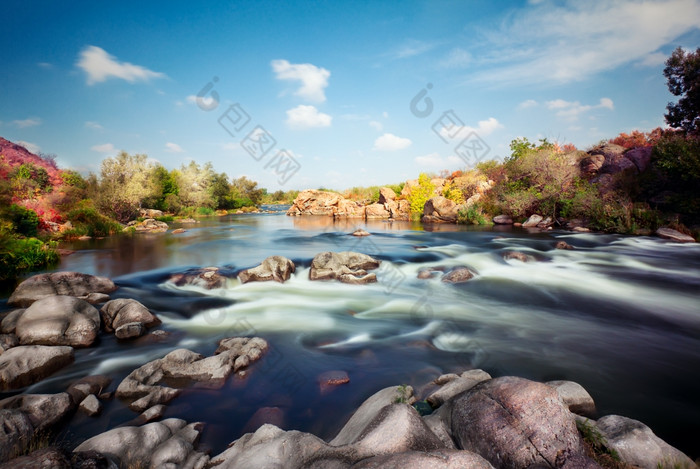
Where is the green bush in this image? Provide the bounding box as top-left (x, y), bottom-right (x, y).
top-left (61, 170), bottom-right (87, 189)
top-left (407, 173), bottom-right (436, 215)
top-left (457, 204), bottom-right (490, 225)
top-left (196, 206), bottom-right (215, 216)
top-left (9, 204), bottom-right (39, 237)
top-left (0, 235), bottom-right (59, 281)
top-left (155, 215), bottom-right (174, 222)
top-left (66, 206), bottom-right (122, 237)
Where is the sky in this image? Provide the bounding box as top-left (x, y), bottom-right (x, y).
top-left (1, 0), bottom-right (699, 191)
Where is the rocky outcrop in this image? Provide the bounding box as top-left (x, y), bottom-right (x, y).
top-left (0, 345), bottom-right (74, 390)
top-left (127, 218), bottom-right (168, 233)
top-left (365, 203), bottom-right (391, 219)
top-left (378, 187), bottom-right (396, 204)
top-left (139, 208), bottom-right (164, 219)
top-left (100, 299), bottom-right (160, 339)
top-left (421, 196), bottom-right (458, 223)
top-left (309, 251), bottom-right (381, 284)
top-left (14, 296), bottom-right (100, 347)
top-left (7, 272), bottom-right (117, 308)
top-left (238, 256), bottom-right (296, 283)
top-left (656, 227), bottom-right (696, 243)
top-left (74, 418), bottom-right (209, 469)
top-left (286, 188), bottom-right (410, 220)
top-left (169, 267), bottom-right (229, 289)
top-left (116, 337), bottom-right (268, 412)
top-left (287, 190), bottom-right (347, 216)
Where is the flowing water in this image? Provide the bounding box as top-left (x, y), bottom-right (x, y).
top-left (2, 207), bottom-right (699, 458)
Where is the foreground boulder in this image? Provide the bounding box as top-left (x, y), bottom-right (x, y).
top-left (74, 418), bottom-right (208, 469)
top-left (310, 251), bottom-right (380, 284)
top-left (100, 299), bottom-right (160, 339)
top-left (0, 345), bottom-right (74, 390)
top-left (426, 370), bottom-right (491, 408)
top-left (0, 393), bottom-right (74, 432)
top-left (116, 337), bottom-right (268, 412)
top-left (451, 376), bottom-right (600, 468)
top-left (8, 272), bottom-right (117, 308)
top-left (14, 296), bottom-right (100, 347)
top-left (352, 450), bottom-right (495, 469)
top-left (421, 196), bottom-right (458, 223)
top-left (0, 447), bottom-right (118, 469)
top-left (238, 255), bottom-right (296, 283)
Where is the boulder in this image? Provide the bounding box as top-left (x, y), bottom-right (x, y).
top-left (139, 208), bottom-right (164, 218)
top-left (238, 256), bottom-right (296, 284)
top-left (0, 410), bottom-right (34, 463)
top-left (546, 380), bottom-right (596, 418)
top-left (100, 299), bottom-right (160, 333)
top-left (503, 251), bottom-right (530, 262)
top-left (132, 218), bottom-right (168, 233)
top-left (169, 267), bottom-right (229, 289)
top-left (0, 310), bottom-right (24, 334)
top-left (78, 292), bottom-right (111, 305)
top-left (14, 296), bottom-right (100, 347)
top-left (555, 240), bottom-right (574, 250)
top-left (67, 375), bottom-right (112, 404)
top-left (451, 376), bottom-right (599, 469)
top-left (352, 229), bottom-right (370, 237)
top-left (426, 370), bottom-right (491, 408)
top-left (0, 345), bottom-right (74, 390)
top-left (440, 267), bottom-right (475, 284)
top-left (0, 393), bottom-right (74, 432)
top-left (79, 395), bottom-right (102, 416)
top-left (115, 322), bottom-right (146, 339)
top-left (351, 449), bottom-right (495, 469)
top-left (594, 415), bottom-right (696, 469)
top-left (287, 190), bottom-right (344, 216)
top-left (310, 251), bottom-right (380, 284)
top-left (0, 333), bottom-right (18, 352)
top-left (656, 227), bottom-right (696, 243)
top-left (73, 418), bottom-right (209, 469)
top-left (116, 337), bottom-right (268, 412)
top-left (392, 199), bottom-right (411, 221)
top-left (378, 187), bottom-right (397, 204)
top-left (624, 146), bottom-right (652, 173)
top-left (421, 196), bottom-right (458, 223)
top-left (334, 199), bottom-right (366, 218)
top-left (8, 272), bottom-right (117, 308)
top-left (522, 214), bottom-right (543, 228)
top-left (365, 203), bottom-right (391, 219)
top-left (580, 154), bottom-right (605, 175)
top-left (537, 216), bottom-right (554, 228)
top-left (172, 228), bottom-right (186, 234)
top-left (493, 215), bottom-right (513, 225)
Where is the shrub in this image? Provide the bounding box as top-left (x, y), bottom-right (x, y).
top-left (196, 207), bottom-right (215, 216)
top-left (407, 173), bottom-right (436, 215)
top-left (66, 206), bottom-right (122, 237)
top-left (9, 204), bottom-right (39, 237)
top-left (0, 234), bottom-right (59, 281)
top-left (442, 180), bottom-right (465, 204)
top-left (457, 204), bottom-right (489, 225)
top-left (61, 170), bottom-right (88, 189)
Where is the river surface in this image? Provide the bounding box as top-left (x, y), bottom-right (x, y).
top-left (2, 207), bottom-right (699, 458)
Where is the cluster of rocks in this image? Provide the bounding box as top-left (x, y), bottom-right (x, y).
top-left (126, 218), bottom-right (169, 233)
top-left (286, 187), bottom-right (409, 220)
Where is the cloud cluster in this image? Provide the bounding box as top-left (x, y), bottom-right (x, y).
top-left (13, 118), bottom-right (42, 128)
top-left (286, 105), bottom-right (332, 129)
top-left (373, 133), bottom-right (412, 151)
top-left (77, 46), bottom-right (166, 85)
top-left (271, 59), bottom-right (330, 103)
top-left (545, 97), bottom-right (614, 120)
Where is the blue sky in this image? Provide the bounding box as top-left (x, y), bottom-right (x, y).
top-left (1, 0), bottom-right (699, 190)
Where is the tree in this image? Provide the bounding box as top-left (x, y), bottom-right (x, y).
top-left (209, 172), bottom-right (232, 209)
top-left (664, 47), bottom-right (700, 135)
top-left (231, 176), bottom-right (263, 205)
top-left (97, 152), bottom-right (158, 222)
top-left (176, 161), bottom-right (215, 208)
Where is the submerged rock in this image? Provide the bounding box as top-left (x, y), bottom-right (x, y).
top-left (310, 251), bottom-right (380, 284)
top-left (238, 255), bottom-right (296, 284)
top-left (502, 251), bottom-right (530, 262)
top-left (14, 296), bottom-right (100, 347)
top-left (352, 229), bottom-right (371, 237)
top-left (0, 345), bottom-right (74, 390)
top-left (7, 272), bottom-right (117, 308)
top-left (169, 267), bottom-right (229, 289)
top-left (440, 267), bottom-right (475, 284)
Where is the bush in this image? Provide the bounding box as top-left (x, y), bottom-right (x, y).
top-left (196, 207), bottom-right (215, 216)
top-left (457, 204), bottom-right (489, 225)
top-left (407, 173), bottom-right (436, 215)
top-left (66, 206), bottom-right (122, 237)
top-left (442, 180), bottom-right (465, 204)
top-left (0, 234), bottom-right (59, 281)
top-left (61, 170), bottom-right (88, 189)
top-left (9, 204), bottom-right (39, 237)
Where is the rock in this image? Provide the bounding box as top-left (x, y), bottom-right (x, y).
top-left (7, 272), bottom-right (117, 308)
top-left (522, 214), bottom-right (543, 228)
top-left (0, 410), bottom-right (34, 462)
top-left (100, 299), bottom-right (160, 334)
top-left (546, 380), bottom-right (596, 418)
top-left (287, 190), bottom-right (345, 216)
top-left (309, 251), bottom-right (380, 284)
top-left (580, 154), bottom-right (606, 175)
top-left (180, 218), bottom-right (199, 224)
top-left (656, 227), bottom-right (696, 243)
top-left (503, 251), bottom-right (530, 262)
top-left (0, 345), bottom-right (74, 390)
top-left (0, 310), bottom-right (24, 334)
top-left (238, 256), bottom-right (296, 284)
top-left (594, 415), bottom-right (696, 469)
top-left (132, 218), bottom-right (168, 233)
top-left (318, 370), bottom-right (350, 394)
top-left (78, 292), bottom-right (111, 305)
top-left (135, 405), bottom-right (167, 425)
top-left (0, 393), bottom-right (74, 432)
top-left (555, 240), bottom-right (574, 250)
top-left (115, 322), bottom-right (146, 339)
top-left (426, 370), bottom-right (491, 408)
top-left (378, 187), bottom-right (397, 204)
top-left (73, 418), bottom-right (209, 469)
top-left (624, 146), bottom-right (652, 173)
top-left (573, 226), bottom-right (591, 233)
top-left (352, 229), bottom-right (371, 237)
top-left (78, 235), bottom-right (92, 241)
top-left (169, 267), bottom-right (229, 289)
top-left (421, 196), bottom-right (458, 223)
top-left (335, 198), bottom-right (366, 218)
top-left (0, 447), bottom-right (73, 469)
top-left (451, 376), bottom-right (599, 469)
top-left (171, 228), bottom-right (186, 234)
top-left (116, 338), bottom-right (268, 412)
top-left (440, 267), bottom-right (475, 284)
top-left (537, 216), bottom-right (554, 228)
top-left (392, 199), bottom-right (411, 221)
top-left (139, 208), bottom-right (164, 218)
top-left (0, 334), bottom-right (18, 352)
top-left (351, 449), bottom-right (495, 469)
top-left (14, 296), bottom-right (100, 347)
top-left (417, 269), bottom-right (440, 279)
top-left (365, 203), bottom-right (391, 219)
top-left (493, 215), bottom-right (513, 225)
top-left (79, 395), bottom-right (102, 416)
top-left (67, 375), bottom-right (112, 404)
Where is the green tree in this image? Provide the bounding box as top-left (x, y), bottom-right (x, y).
top-left (209, 172), bottom-right (232, 209)
top-left (231, 176), bottom-right (263, 205)
top-left (97, 151), bottom-right (159, 222)
top-left (664, 47), bottom-right (700, 135)
top-left (176, 161), bottom-right (215, 208)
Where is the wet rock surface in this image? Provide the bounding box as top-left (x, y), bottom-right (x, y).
top-left (8, 272), bottom-right (117, 308)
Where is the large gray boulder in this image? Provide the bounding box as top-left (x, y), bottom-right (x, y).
top-left (8, 272), bottom-right (117, 308)
top-left (426, 369), bottom-right (491, 408)
top-left (0, 410), bottom-right (34, 463)
top-left (310, 251), bottom-right (380, 284)
top-left (451, 376), bottom-right (600, 469)
top-left (0, 393), bottom-right (74, 432)
top-left (656, 227), bottom-right (696, 243)
top-left (100, 298), bottom-right (160, 338)
top-left (0, 345), bottom-right (74, 390)
top-left (238, 256), bottom-right (296, 284)
top-left (73, 418), bottom-right (209, 469)
top-left (14, 296), bottom-right (100, 347)
top-left (351, 449), bottom-right (495, 468)
top-left (116, 337), bottom-right (268, 412)
top-left (594, 415), bottom-right (696, 469)
top-left (547, 380), bottom-right (597, 418)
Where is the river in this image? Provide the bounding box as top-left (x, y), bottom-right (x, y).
top-left (2, 207), bottom-right (699, 458)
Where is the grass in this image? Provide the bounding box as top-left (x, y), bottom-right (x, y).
top-left (394, 384), bottom-right (410, 404)
top-left (0, 235), bottom-right (60, 282)
top-left (576, 419), bottom-right (631, 469)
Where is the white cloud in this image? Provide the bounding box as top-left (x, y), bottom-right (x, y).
top-left (369, 120), bottom-right (383, 131)
top-left (638, 51), bottom-right (669, 67)
top-left (471, 0), bottom-right (700, 85)
top-left (518, 99), bottom-right (538, 110)
top-left (13, 117), bottom-right (42, 128)
top-left (77, 45), bottom-right (166, 85)
top-left (286, 105), bottom-right (332, 129)
top-left (438, 117), bottom-right (503, 140)
top-left (545, 97), bottom-right (614, 120)
top-left (373, 133), bottom-right (412, 151)
top-left (440, 47), bottom-right (472, 68)
top-left (16, 141), bottom-right (41, 154)
top-left (271, 59), bottom-right (330, 103)
top-left (85, 121), bottom-right (103, 130)
top-left (394, 39), bottom-right (438, 59)
top-left (165, 142), bottom-right (184, 153)
top-left (414, 152), bottom-right (462, 168)
top-left (91, 143), bottom-right (115, 153)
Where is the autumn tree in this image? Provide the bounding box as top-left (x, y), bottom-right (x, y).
top-left (664, 47), bottom-right (700, 135)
